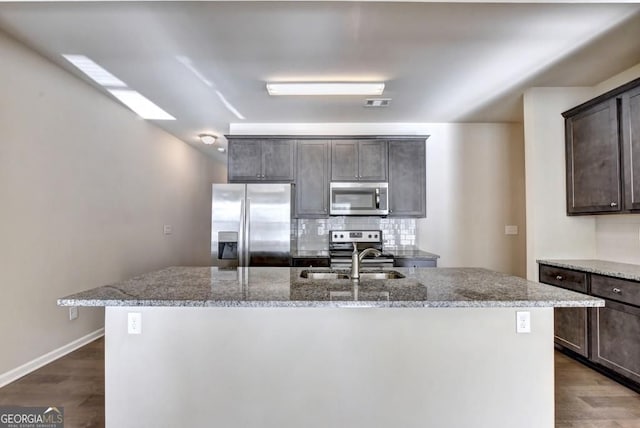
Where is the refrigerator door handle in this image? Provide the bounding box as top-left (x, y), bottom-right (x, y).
top-left (238, 198), bottom-right (245, 267)
top-left (245, 198), bottom-right (251, 266)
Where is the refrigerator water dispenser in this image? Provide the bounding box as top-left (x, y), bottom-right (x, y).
top-left (218, 231), bottom-right (238, 260)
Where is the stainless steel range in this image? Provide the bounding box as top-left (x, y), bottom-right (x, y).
top-left (329, 230), bottom-right (394, 269)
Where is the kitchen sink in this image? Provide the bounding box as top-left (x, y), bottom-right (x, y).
top-left (300, 271), bottom-right (350, 280)
top-left (358, 271), bottom-right (405, 280)
top-left (300, 270), bottom-right (405, 280)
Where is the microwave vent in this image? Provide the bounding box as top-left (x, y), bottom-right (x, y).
top-left (364, 98), bottom-right (391, 108)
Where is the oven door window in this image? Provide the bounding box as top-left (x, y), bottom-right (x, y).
top-left (332, 189), bottom-right (376, 211)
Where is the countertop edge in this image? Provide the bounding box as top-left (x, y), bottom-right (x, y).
top-left (58, 298), bottom-right (604, 309)
top-left (537, 259), bottom-right (640, 282)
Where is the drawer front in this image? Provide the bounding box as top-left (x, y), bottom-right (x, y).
top-left (591, 274), bottom-right (640, 307)
top-left (539, 265), bottom-right (587, 293)
top-left (394, 258), bottom-right (437, 268)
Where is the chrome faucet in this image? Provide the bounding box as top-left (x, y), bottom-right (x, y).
top-left (351, 242), bottom-right (382, 279)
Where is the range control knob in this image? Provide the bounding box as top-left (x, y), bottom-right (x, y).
top-left (340, 234), bottom-right (344, 238)
top-left (368, 234), bottom-right (372, 238)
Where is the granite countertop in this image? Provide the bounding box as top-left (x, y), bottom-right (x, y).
top-left (537, 259), bottom-right (640, 282)
top-left (58, 266), bottom-right (603, 309)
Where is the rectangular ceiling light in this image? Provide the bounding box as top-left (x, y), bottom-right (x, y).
top-left (108, 89), bottom-right (176, 120)
top-left (266, 82), bottom-right (385, 96)
top-left (62, 54), bottom-right (127, 87)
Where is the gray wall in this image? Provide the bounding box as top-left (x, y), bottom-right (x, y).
top-left (106, 306), bottom-right (554, 428)
top-left (0, 31), bottom-right (224, 379)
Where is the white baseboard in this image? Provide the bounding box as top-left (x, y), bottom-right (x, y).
top-left (0, 328), bottom-right (105, 389)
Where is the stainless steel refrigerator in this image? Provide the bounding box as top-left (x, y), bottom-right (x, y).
top-left (211, 183), bottom-right (293, 267)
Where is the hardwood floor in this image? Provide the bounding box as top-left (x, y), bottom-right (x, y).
top-left (0, 339), bottom-right (638, 427)
top-left (555, 351), bottom-right (640, 428)
top-left (0, 338), bottom-right (104, 428)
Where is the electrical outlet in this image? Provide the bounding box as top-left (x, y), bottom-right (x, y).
top-left (516, 311), bottom-right (531, 333)
top-left (163, 225), bottom-right (172, 235)
top-left (128, 312), bottom-right (142, 335)
top-left (69, 306), bottom-right (78, 321)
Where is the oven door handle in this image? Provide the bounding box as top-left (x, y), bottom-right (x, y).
top-left (375, 188), bottom-right (380, 209)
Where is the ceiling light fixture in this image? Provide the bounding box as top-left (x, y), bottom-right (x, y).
top-left (266, 82), bottom-right (385, 96)
top-left (107, 89), bottom-right (175, 120)
top-left (200, 134), bottom-right (217, 145)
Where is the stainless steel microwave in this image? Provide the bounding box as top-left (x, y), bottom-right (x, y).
top-left (329, 182), bottom-right (389, 215)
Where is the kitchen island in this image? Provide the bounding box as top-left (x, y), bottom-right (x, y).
top-left (59, 267), bottom-right (603, 428)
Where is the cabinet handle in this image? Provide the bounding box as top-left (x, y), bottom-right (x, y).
top-left (612, 287), bottom-right (622, 294)
top-left (556, 275), bottom-right (563, 280)
top-left (389, 209), bottom-right (393, 213)
top-left (610, 202), bottom-right (617, 207)
top-left (256, 174), bottom-right (260, 178)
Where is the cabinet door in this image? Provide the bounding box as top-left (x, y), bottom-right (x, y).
top-left (358, 140), bottom-right (388, 181)
top-left (228, 140), bottom-right (262, 182)
top-left (590, 300), bottom-right (640, 384)
top-left (565, 98), bottom-right (622, 214)
top-left (295, 140), bottom-right (330, 217)
top-left (554, 308), bottom-right (589, 357)
top-left (622, 86), bottom-right (640, 211)
top-left (539, 265), bottom-right (589, 357)
top-left (331, 140), bottom-right (359, 181)
top-left (388, 140), bottom-right (426, 217)
top-left (263, 140), bottom-right (295, 182)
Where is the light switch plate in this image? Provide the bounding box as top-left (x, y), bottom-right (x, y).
top-left (505, 225), bottom-right (518, 235)
top-left (69, 306), bottom-right (78, 321)
top-left (516, 311), bottom-right (531, 333)
top-left (163, 225), bottom-right (172, 235)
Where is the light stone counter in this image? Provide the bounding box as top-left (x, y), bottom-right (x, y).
top-left (538, 259), bottom-right (640, 282)
top-left (61, 266), bottom-right (590, 428)
top-left (58, 266), bottom-right (602, 308)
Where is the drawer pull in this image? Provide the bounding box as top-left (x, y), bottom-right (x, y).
top-left (612, 287), bottom-right (622, 294)
top-left (610, 202), bottom-right (618, 207)
top-left (556, 275), bottom-right (563, 280)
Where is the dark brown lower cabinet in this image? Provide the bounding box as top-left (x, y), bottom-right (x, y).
top-left (554, 307), bottom-right (589, 357)
top-left (540, 262), bottom-right (640, 390)
top-left (538, 265), bottom-right (590, 357)
top-left (590, 300), bottom-right (640, 384)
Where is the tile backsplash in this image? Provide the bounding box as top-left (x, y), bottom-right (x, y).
top-left (296, 217), bottom-right (416, 251)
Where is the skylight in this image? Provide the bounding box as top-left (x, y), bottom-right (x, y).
top-left (107, 90), bottom-right (176, 121)
top-left (63, 54), bottom-right (175, 121)
top-left (62, 55), bottom-right (127, 87)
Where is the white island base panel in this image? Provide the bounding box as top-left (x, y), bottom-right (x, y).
top-left (105, 307), bottom-right (554, 428)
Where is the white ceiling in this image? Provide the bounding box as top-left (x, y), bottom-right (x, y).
top-left (1, 1), bottom-right (640, 161)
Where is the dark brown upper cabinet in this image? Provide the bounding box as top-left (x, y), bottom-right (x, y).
top-left (228, 138), bottom-right (295, 182)
top-left (563, 77), bottom-right (640, 215)
top-left (388, 139), bottom-right (426, 217)
top-left (622, 85), bottom-right (640, 211)
top-left (295, 140), bottom-right (330, 218)
top-left (331, 140), bottom-right (387, 182)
